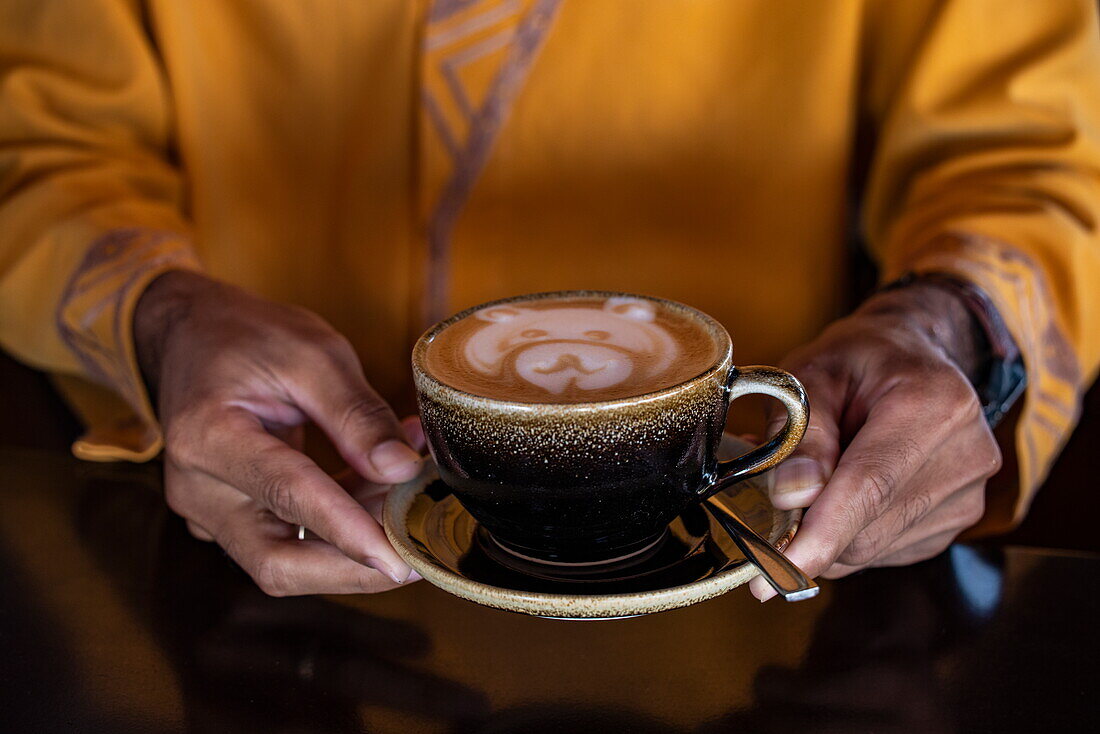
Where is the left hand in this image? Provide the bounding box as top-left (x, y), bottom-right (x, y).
top-left (750, 282), bottom-right (1003, 601)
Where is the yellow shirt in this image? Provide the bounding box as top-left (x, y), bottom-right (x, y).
top-left (1, 0), bottom-right (1099, 533)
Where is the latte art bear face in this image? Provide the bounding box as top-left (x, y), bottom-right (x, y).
top-left (464, 298), bottom-right (678, 395)
top-left (423, 294), bottom-right (722, 403)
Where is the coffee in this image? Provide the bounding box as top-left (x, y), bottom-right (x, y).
top-left (422, 294), bottom-right (722, 403)
top-left (413, 290), bottom-right (809, 564)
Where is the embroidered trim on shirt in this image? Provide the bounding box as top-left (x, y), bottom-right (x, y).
top-left (56, 228), bottom-right (201, 424)
top-left (420, 0), bottom-right (563, 326)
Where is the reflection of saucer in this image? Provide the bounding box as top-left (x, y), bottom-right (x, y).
top-left (383, 436), bottom-right (801, 620)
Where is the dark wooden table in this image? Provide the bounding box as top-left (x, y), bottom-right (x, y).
top-left (1, 447), bottom-right (1096, 733)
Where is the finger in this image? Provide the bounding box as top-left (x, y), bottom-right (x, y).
top-left (195, 409), bottom-right (413, 583)
top-left (186, 520), bottom-right (215, 542)
top-left (270, 423), bottom-right (305, 451)
top-left (748, 573), bottom-right (777, 602)
top-left (335, 468), bottom-right (398, 523)
top-left (751, 557), bottom-right (861, 595)
top-left (819, 528), bottom-right (960, 579)
top-left (401, 415), bottom-right (427, 453)
top-left (832, 483), bottom-right (936, 569)
top-left (169, 468), bottom-right (393, 594)
top-left (833, 428), bottom-right (989, 568)
top-left (209, 496), bottom-right (407, 596)
top-left (245, 540), bottom-right (404, 596)
top-left (165, 460), bottom-right (251, 537)
top-left (765, 362), bottom-right (845, 511)
top-left (288, 344), bottom-right (422, 484)
top-left (807, 480), bottom-right (983, 583)
top-left (851, 479), bottom-right (985, 568)
top-left (818, 560), bottom-right (862, 580)
top-left (767, 386), bottom-right (943, 589)
top-left (863, 530), bottom-right (959, 571)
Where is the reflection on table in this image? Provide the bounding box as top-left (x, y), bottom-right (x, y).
top-left (0, 449), bottom-right (1095, 733)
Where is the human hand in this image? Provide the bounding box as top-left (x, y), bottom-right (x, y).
top-left (135, 270), bottom-right (423, 595)
top-left (750, 282), bottom-right (1002, 601)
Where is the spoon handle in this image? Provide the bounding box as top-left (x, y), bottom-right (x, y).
top-left (704, 497), bottom-right (819, 602)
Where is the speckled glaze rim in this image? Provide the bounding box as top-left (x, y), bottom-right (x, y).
top-left (383, 438), bottom-right (802, 619)
top-left (411, 290), bottom-right (734, 411)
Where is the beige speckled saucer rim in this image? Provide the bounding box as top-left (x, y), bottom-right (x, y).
top-left (383, 444), bottom-right (801, 619)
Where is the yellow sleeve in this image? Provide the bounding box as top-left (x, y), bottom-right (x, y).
top-left (0, 0), bottom-right (201, 461)
top-left (860, 0), bottom-right (1100, 529)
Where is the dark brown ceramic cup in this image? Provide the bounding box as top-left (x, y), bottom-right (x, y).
top-left (412, 291), bottom-right (808, 565)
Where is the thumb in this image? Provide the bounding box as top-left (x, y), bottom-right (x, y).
top-left (763, 363), bottom-right (842, 512)
top-left (291, 349), bottom-right (423, 484)
top-left (751, 364), bottom-right (843, 602)
top-left (400, 415), bottom-right (427, 453)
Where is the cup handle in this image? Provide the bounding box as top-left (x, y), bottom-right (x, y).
top-left (703, 365), bottom-right (810, 497)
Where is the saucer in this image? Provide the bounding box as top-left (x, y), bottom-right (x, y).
top-left (383, 435), bottom-right (801, 619)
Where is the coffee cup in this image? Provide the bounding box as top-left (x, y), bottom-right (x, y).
top-left (412, 291), bottom-right (808, 565)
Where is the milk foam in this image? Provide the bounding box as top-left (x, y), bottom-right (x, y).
top-left (424, 296), bottom-right (720, 403)
top-left (463, 298), bottom-right (677, 395)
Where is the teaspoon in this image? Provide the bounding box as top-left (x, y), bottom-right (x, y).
top-left (704, 496), bottom-right (819, 602)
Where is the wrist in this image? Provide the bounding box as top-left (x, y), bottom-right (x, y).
top-left (860, 281), bottom-right (989, 383)
top-left (133, 269), bottom-right (213, 401)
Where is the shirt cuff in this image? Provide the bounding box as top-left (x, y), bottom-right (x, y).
top-left (56, 228), bottom-right (202, 462)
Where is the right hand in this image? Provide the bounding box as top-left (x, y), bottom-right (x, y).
top-left (134, 270), bottom-right (423, 596)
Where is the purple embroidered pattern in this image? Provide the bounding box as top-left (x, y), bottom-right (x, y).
top-left (56, 228), bottom-right (200, 419)
top-left (420, 0), bottom-right (564, 325)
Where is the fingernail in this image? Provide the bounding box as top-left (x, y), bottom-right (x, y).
top-left (750, 576), bottom-right (779, 602)
top-left (367, 556), bottom-right (413, 584)
top-left (370, 440), bottom-right (422, 480)
top-left (769, 457), bottom-right (825, 496)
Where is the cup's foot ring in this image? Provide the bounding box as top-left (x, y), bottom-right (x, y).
top-left (477, 527), bottom-right (670, 579)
